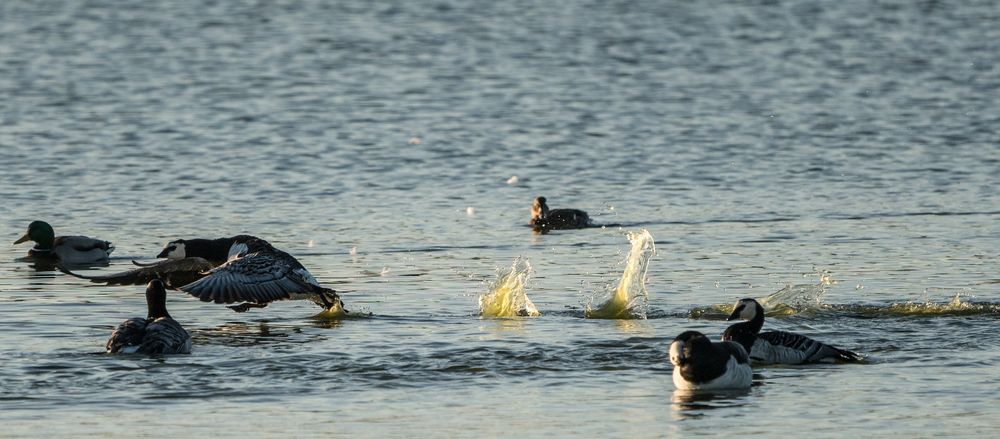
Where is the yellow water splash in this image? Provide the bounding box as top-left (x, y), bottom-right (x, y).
top-left (311, 301), bottom-right (353, 320)
top-left (479, 256), bottom-right (540, 317)
top-left (585, 229), bottom-right (656, 319)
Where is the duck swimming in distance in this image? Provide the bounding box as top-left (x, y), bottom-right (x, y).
top-left (529, 196), bottom-right (591, 231)
top-left (106, 279), bottom-right (192, 354)
top-left (670, 330), bottom-right (752, 391)
top-left (14, 220), bottom-right (114, 264)
top-left (723, 298), bottom-right (862, 364)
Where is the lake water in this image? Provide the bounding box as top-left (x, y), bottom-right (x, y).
top-left (2, 0), bottom-right (999, 437)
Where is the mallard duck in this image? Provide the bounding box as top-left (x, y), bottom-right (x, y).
top-left (670, 330), bottom-right (752, 390)
top-left (14, 220), bottom-right (114, 264)
top-left (529, 196), bottom-right (591, 231)
top-left (723, 298), bottom-right (862, 364)
top-left (106, 279), bottom-right (192, 354)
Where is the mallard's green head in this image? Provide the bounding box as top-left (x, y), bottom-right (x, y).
top-left (14, 221), bottom-right (56, 249)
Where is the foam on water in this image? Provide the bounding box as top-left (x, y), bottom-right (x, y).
top-left (479, 256), bottom-right (539, 317)
top-left (585, 230), bottom-right (656, 319)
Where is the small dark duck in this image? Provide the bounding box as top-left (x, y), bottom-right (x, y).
top-left (529, 196), bottom-right (591, 231)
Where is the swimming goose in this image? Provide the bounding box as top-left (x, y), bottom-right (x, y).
top-left (670, 330), bottom-right (752, 390)
top-left (13, 220), bottom-right (114, 264)
top-left (529, 196), bottom-right (591, 231)
top-left (106, 279), bottom-right (192, 354)
top-left (723, 298), bottom-right (862, 364)
top-left (177, 236), bottom-right (346, 313)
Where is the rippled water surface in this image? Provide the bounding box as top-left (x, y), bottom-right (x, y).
top-left (2, 0), bottom-right (1000, 437)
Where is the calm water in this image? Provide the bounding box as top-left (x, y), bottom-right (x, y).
top-left (2, 0), bottom-right (1000, 437)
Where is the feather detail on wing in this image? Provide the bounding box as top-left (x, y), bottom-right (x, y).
top-left (140, 317), bottom-right (192, 354)
top-left (106, 318), bottom-right (148, 353)
top-left (757, 330), bottom-right (861, 363)
top-left (179, 251), bottom-right (314, 304)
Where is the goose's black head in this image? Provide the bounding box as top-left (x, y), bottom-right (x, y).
top-left (157, 240), bottom-right (186, 259)
top-left (669, 330), bottom-right (712, 367)
top-left (727, 298), bottom-right (761, 322)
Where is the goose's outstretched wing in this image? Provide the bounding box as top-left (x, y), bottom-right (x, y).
top-left (178, 251), bottom-right (317, 304)
top-left (62, 258), bottom-right (214, 289)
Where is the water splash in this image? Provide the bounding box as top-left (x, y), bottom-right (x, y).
top-left (479, 256), bottom-right (540, 317)
top-left (756, 274), bottom-right (833, 315)
top-left (689, 274), bottom-right (833, 319)
top-left (585, 229), bottom-right (656, 319)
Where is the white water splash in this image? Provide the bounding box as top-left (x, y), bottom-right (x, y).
top-left (479, 256), bottom-right (539, 317)
top-left (585, 229), bottom-right (656, 319)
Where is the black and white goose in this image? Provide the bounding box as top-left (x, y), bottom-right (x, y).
top-left (670, 330), bottom-right (752, 391)
top-left (106, 280), bottom-right (192, 354)
top-left (65, 235), bottom-right (346, 314)
top-left (529, 196), bottom-right (591, 231)
top-left (177, 236), bottom-right (346, 313)
top-left (61, 235), bottom-right (260, 291)
top-left (722, 298), bottom-right (862, 364)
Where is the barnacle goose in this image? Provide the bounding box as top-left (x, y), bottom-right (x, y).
top-left (670, 330), bottom-right (753, 390)
top-left (723, 298), bottom-right (862, 364)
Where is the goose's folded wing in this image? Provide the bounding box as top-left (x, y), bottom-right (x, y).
top-left (178, 253), bottom-right (309, 304)
top-left (141, 318), bottom-right (191, 354)
top-left (61, 258), bottom-right (214, 289)
top-left (106, 317), bottom-right (148, 353)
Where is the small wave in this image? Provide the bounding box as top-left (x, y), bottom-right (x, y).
top-left (835, 295), bottom-right (1000, 317)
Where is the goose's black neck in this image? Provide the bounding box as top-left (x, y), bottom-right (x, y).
top-left (723, 303), bottom-right (765, 354)
top-left (145, 281), bottom-right (171, 320)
